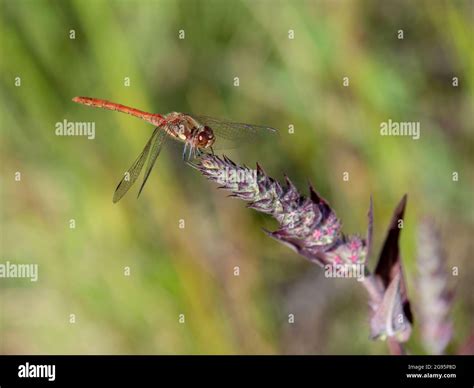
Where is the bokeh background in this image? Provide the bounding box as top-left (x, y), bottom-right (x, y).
top-left (1, 0), bottom-right (473, 354)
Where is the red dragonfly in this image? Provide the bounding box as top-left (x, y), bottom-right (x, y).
top-left (72, 96), bottom-right (277, 203)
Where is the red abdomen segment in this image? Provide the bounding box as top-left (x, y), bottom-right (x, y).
top-left (72, 97), bottom-right (164, 126)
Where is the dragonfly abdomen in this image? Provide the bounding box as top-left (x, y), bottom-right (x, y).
top-left (72, 97), bottom-right (164, 126)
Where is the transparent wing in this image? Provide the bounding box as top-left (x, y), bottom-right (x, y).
top-left (113, 128), bottom-right (160, 203)
top-left (191, 115), bottom-right (278, 150)
top-left (137, 130), bottom-right (167, 198)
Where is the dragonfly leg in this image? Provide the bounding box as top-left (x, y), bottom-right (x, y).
top-left (210, 147), bottom-right (215, 155)
top-left (188, 144), bottom-right (193, 160)
top-left (182, 143), bottom-right (188, 160)
top-left (193, 147), bottom-right (200, 159)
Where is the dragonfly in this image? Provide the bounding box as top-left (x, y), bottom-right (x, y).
top-left (72, 96), bottom-right (277, 203)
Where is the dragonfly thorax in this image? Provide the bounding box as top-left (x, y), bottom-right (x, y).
top-left (164, 112), bottom-right (214, 148)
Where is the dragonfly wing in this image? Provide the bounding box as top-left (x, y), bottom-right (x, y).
top-left (191, 115), bottom-right (277, 150)
top-left (137, 130), bottom-right (167, 198)
top-left (112, 128), bottom-right (160, 203)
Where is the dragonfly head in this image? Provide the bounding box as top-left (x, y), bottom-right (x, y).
top-left (196, 125), bottom-right (215, 148)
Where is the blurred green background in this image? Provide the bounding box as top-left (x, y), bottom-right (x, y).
top-left (1, 0), bottom-right (473, 354)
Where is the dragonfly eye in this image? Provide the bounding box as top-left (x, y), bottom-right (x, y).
top-left (196, 126), bottom-right (215, 147)
top-left (204, 126), bottom-right (214, 138)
